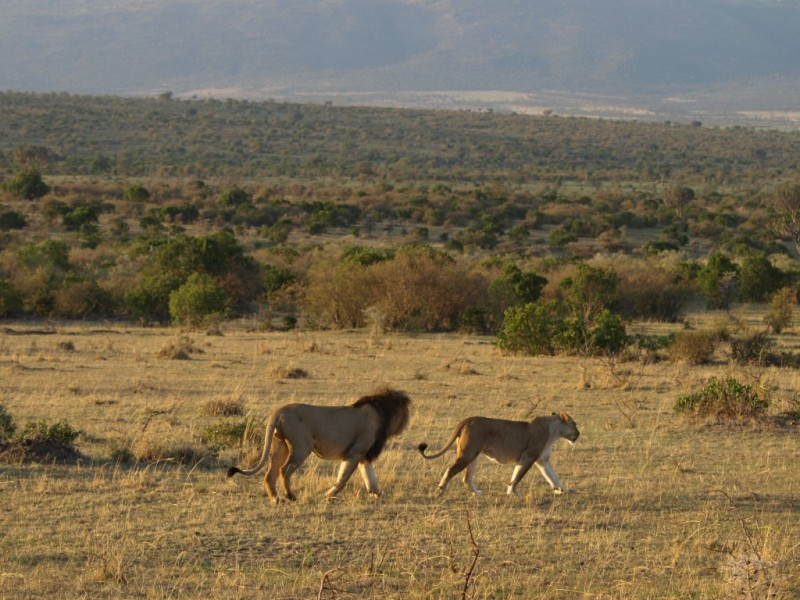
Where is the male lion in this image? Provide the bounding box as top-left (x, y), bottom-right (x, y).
top-left (227, 387), bottom-right (411, 502)
top-left (418, 412), bottom-right (579, 496)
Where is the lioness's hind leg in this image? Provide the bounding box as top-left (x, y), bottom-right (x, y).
top-left (280, 446), bottom-right (312, 501)
top-left (265, 439), bottom-right (290, 502)
top-left (462, 460), bottom-right (482, 496)
top-left (438, 456), bottom-right (472, 495)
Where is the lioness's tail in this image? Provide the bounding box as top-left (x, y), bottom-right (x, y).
top-left (227, 413), bottom-right (279, 478)
top-left (417, 420), bottom-right (465, 460)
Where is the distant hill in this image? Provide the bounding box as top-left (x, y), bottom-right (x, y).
top-left (2, 0), bottom-right (800, 126)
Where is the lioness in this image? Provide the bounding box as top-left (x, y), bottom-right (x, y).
top-left (418, 412), bottom-right (579, 496)
top-left (227, 387), bottom-right (411, 502)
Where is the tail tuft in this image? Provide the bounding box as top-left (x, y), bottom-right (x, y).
top-left (227, 466), bottom-right (241, 478)
top-left (417, 442), bottom-right (428, 455)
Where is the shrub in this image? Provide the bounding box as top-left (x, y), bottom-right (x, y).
top-left (495, 301), bottom-right (565, 356)
top-left (0, 405), bottom-right (16, 441)
top-left (765, 287), bottom-right (795, 334)
top-left (668, 330), bottom-right (717, 365)
top-left (0, 278), bottom-right (24, 317)
top-left (737, 254), bottom-right (784, 302)
top-left (674, 377), bottom-right (768, 420)
top-left (201, 420), bottom-right (247, 450)
top-left (123, 184), bottom-right (151, 202)
top-left (0, 209), bottom-right (27, 230)
top-left (169, 272), bottom-right (229, 327)
top-left (16, 419), bottom-right (81, 447)
top-left (729, 332), bottom-right (772, 365)
top-left (4, 168), bottom-right (50, 200)
top-left (697, 252), bottom-right (738, 309)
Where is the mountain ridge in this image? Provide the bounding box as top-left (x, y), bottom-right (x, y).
top-left (2, 1), bottom-right (800, 126)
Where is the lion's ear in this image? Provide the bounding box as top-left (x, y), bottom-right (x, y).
top-left (559, 412), bottom-right (571, 422)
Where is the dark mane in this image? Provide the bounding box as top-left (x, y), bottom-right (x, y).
top-left (352, 387), bottom-right (412, 461)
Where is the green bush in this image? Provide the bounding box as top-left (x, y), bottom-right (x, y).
top-left (4, 168), bottom-right (50, 200)
top-left (123, 183), bottom-right (151, 202)
top-left (697, 251), bottom-right (738, 309)
top-left (495, 301), bottom-right (564, 355)
top-left (0, 405), bottom-right (15, 441)
top-left (495, 303), bottom-right (629, 356)
top-left (169, 272), bottom-right (229, 327)
top-left (0, 209), bottom-right (27, 230)
top-left (674, 377), bottom-right (768, 419)
top-left (765, 287), bottom-right (795, 334)
top-left (16, 419), bottom-right (81, 447)
top-left (0, 278), bottom-right (24, 317)
top-left (201, 420), bottom-right (247, 450)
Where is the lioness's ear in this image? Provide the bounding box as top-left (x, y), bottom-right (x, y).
top-left (559, 412), bottom-right (571, 422)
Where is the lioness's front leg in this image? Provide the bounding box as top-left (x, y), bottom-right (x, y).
top-left (358, 462), bottom-right (382, 497)
top-left (535, 460), bottom-right (572, 494)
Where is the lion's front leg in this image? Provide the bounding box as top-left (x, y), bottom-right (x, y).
top-left (535, 460), bottom-right (571, 494)
top-left (358, 462), bottom-right (382, 497)
top-left (326, 458), bottom-right (360, 498)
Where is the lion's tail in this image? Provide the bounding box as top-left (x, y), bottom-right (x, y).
top-left (417, 421), bottom-right (465, 460)
top-left (227, 413), bottom-right (279, 478)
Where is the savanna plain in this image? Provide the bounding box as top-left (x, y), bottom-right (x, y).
top-left (1, 311), bottom-right (798, 599)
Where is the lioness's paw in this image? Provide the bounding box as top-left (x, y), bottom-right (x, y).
top-left (553, 487), bottom-right (573, 495)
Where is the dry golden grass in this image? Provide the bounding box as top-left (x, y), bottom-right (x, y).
top-left (0, 314), bottom-right (799, 599)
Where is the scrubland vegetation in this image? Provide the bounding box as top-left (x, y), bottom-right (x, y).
top-left (1, 91), bottom-right (800, 598)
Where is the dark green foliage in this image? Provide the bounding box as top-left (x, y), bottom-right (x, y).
top-left (674, 377), bottom-right (768, 420)
top-left (0, 278), bottom-right (23, 317)
top-left (737, 254), bottom-right (784, 302)
top-left (201, 420), bottom-right (247, 450)
top-left (487, 264), bottom-right (548, 328)
top-left (697, 251), bottom-right (738, 309)
top-left (125, 230), bottom-right (261, 322)
top-left (217, 187), bottom-right (252, 208)
top-left (16, 419), bottom-right (81, 447)
top-left (495, 301), bottom-right (565, 356)
top-left (169, 272), bottom-right (229, 327)
top-left (262, 265), bottom-right (298, 298)
top-left (62, 204), bottom-right (101, 231)
top-left (765, 287), bottom-right (795, 334)
top-left (0, 405), bottom-right (15, 441)
top-left (495, 302), bottom-right (629, 356)
top-left (123, 183), bottom-right (151, 202)
top-left (0, 209), bottom-right (27, 230)
top-left (559, 263), bottom-right (618, 319)
top-left (4, 168), bottom-right (49, 200)
top-left (341, 246), bottom-right (396, 266)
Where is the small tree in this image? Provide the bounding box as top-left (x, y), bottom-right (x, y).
top-left (737, 254), bottom-right (783, 303)
top-left (169, 272), bottom-right (229, 327)
top-left (768, 182), bottom-right (800, 255)
top-left (4, 168), bottom-right (50, 200)
top-left (697, 252), bottom-right (738, 309)
top-left (765, 287), bottom-right (795, 333)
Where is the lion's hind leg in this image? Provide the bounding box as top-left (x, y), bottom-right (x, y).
top-left (507, 459), bottom-right (535, 495)
top-left (437, 454), bottom-right (474, 495)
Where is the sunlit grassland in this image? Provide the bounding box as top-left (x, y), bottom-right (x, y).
top-left (1, 311), bottom-right (798, 598)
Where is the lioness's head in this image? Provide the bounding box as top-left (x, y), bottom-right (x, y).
top-left (553, 412), bottom-right (580, 444)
